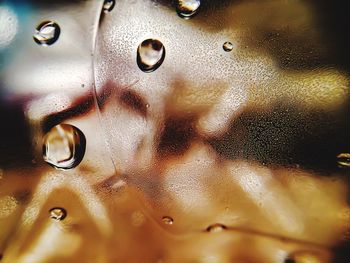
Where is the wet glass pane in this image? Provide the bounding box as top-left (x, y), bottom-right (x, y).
top-left (0, 0), bottom-right (349, 262)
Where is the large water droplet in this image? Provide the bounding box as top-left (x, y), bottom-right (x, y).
top-left (162, 216), bottom-right (174, 225)
top-left (33, 21), bottom-right (60, 46)
top-left (137, 39), bottom-right (165, 73)
top-left (103, 0), bottom-right (115, 13)
top-left (206, 223), bottom-right (227, 233)
top-left (223, 41), bottom-right (234, 52)
top-left (49, 207), bottom-right (67, 221)
top-left (43, 124), bottom-right (86, 170)
top-left (175, 0), bottom-right (201, 19)
top-left (337, 153), bottom-right (350, 168)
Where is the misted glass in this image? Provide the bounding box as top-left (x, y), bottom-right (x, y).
top-left (0, 0), bottom-right (349, 262)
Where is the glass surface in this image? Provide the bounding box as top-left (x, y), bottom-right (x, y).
top-left (0, 0), bottom-right (349, 262)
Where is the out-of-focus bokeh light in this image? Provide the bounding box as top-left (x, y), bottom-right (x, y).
top-left (0, 5), bottom-right (18, 50)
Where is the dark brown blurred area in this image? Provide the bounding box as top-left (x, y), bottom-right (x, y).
top-left (0, 101), bottom-right (33, 168)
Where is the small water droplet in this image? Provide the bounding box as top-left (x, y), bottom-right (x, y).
top-left (175, 0), bottom-right (201, 19)
top-left (285, 251), bottom-right (321, 263)
top-left (33, 21), bottom-right (60, 46)
top-left (206, 223), bottom-right (227, 233)
top-left (223, 42), bottom-right (234, 52)
top-left (337, 153), bottom-right (350, 168)
top-left (103, 0), bottom-right (115, 13)
top-left (162, 216), bottom-right (173, 225)
top-left (137, 39), bottom-right (165, 73)
top-left (49, 207), bottom-right (67, 221)
top-left (43, 124), bottom-right (86, 170)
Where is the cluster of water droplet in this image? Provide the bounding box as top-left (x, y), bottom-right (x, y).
top-left (161, 216), bottom-right (228, 233)
top-left (10, 1), bottom-right (345, 261)
top-left (158, 218), bottom-right (321, 262)
top-left (32, 0), bottom-right (119, 222)
top-left (133, 0), bottom-right (235, 74)
top-left (42, 124), bottom-right (85, 219)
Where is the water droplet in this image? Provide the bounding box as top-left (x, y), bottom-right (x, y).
top-left (33, 21), bottom-right (60, 46)
top-left (337, 153), bottom-right (350, 168)
top-left (162, 216), bottom-right (173, 225)
top-left (49, 207), bottom-right (67, 221)
top-left (137, 39), bottom-right (165, 73)
top-left (175, 0), bottom-right (201, 19)
top-left (43, 124), bottom-right (86, 170)
top-left (223, 41), bottom-right (234, 52)
top-left (206, 223), bottom-right (227, 233)
top-left (285, 252), bottom-right (321, 263)
top-left (103, 0), bottom-right (115, 13)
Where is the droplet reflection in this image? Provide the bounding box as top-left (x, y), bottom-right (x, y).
top-left (33, 21), bottom-right (60, 46)
top-left (175, 0), bottom-right (201, 19)
top-left (137, 39), bottom-right (165, 73)
top-left (43, 124), bottom-right (86, 170)
top-left (337, 153), bottom-right (350, 168)
top-left (162, 216), bottom-right (174, 225)
top-left (206, 223), bottom-right (227, 233)
top-left (49, 207), bottom-right (67, 221)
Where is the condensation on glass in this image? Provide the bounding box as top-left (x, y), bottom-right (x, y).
top-left (0, 0), bottom-right (349, 262)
